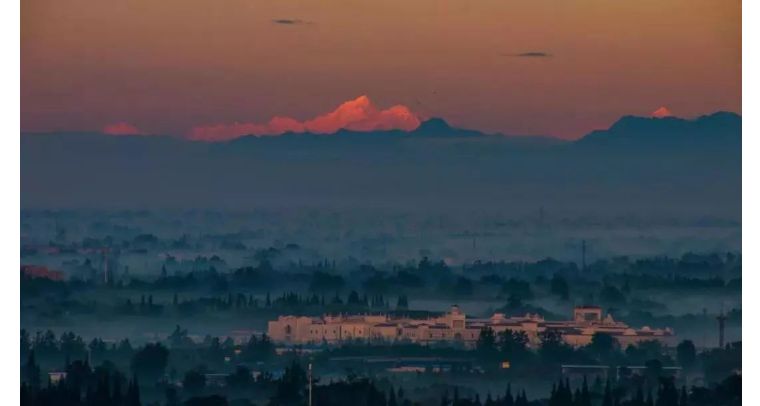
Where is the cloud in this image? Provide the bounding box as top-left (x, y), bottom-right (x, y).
top-left (188, 95), bottom-right (421, 142)
top-left (511, 52), bottom-right (552, 58)
top-left (272, 19), bottom-right (308, 25)
top-left (651, 106), bottom-right (674, 118)
top-left (102, 122), bottom-right (144, 135)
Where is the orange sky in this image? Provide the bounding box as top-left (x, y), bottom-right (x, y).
top-left (21, 0), bottom-right (741, 139)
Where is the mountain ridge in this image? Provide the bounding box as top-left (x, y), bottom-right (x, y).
top-left (20, 111), bottom-right (740, 212)
top-left (22, 112), bottom-right (741, 147)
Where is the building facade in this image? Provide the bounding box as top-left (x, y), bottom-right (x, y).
top-left (267, 305), bottom-right (675, 348)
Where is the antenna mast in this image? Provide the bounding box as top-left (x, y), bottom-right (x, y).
top-left (308, 362), bottom-right (313, 406)
top-left (581, 240), bottom-right (587, 271)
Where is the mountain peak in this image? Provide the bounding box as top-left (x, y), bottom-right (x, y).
top-left (651, 106), bottom-right (674, 118)
top-left (408, 117), bottom-right (487, 138)
top-left (416, 117), bottom-right (452, 132)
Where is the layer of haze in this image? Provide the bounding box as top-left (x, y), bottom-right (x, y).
top-left (22, 0), bottom-right (740, 139)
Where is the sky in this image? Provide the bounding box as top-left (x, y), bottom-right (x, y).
top-left (21, 0), bottom-right (741, 140)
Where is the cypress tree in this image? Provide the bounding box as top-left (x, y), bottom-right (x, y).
top-left (440, 390), bottom-right (450, 406)
top-left (388, 386), bottom-right (398, 406)
top-left (634, 386), bottom-right (645, 406)
top-left (603, 380), bottom-right (613, 406)
top-left (517, 390), bottom-right (528, 406)
top-left (126, 375), bottom-right (140, 406)
top-left (679, 386), bottom-right (688, 406)
top-left (581, 376), bottom-right (592, 406)
top-left (505, 384), bottom-right (514, 406)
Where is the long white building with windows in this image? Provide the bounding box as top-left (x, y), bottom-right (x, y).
top-left (267, 305), bottom-right (675, 348)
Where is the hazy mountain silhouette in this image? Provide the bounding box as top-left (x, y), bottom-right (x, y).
top-left (410, 117), bottom-right (483, 137)
top-left (576, 112), bottom-right (741, 150)
top-left (21, 112), bottom-right (740, 216)
top-left (227, 118), bottom-right (486, 140)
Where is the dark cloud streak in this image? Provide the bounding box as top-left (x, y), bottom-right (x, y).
top-left (272, 19), bottom-right (308, 25)
top-left (511, 52), bottom-right (552, 58)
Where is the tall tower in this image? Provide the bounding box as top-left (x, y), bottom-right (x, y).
top-left (101, 248), bottom-right (110, 285)
top-left (581, 240), bottom-right (587, 271)
top-left (308, 363), bottom-right (313, 406)
top-left (716, 311), bottom-right (727, 348)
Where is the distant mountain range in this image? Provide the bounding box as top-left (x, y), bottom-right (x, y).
top-left (577, 111), bottom-right (741, 149)
top-left (21, 112), bottom-right (741, 215)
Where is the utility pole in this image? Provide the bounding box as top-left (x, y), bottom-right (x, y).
top-left (702, 308), bottom-right (707, 349)
top-left (308, 362), bottom-right (313, 406)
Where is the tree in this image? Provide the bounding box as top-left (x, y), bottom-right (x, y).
top-left (476, 327), bottom-right (497, 360)
top-left (347, 290), bottom-right (362, 305)
top-left (183, 370), bottom-right (206, 395)
top-left (271, 361), bottom-right (307, 405)
top-left (504, 384), bottom-right (514, 406)
top-left (131, 343), bottom-right (169, 383)
top-left (633, 386), bottom-right (645, 406)
top-left (185, 395), bottom-right (228, 406)
top-left (599, 284), bottom-right (626, 304)
top-left (515, 390), bottom-right (528, 406)
top-left (497, 330), bottom-right (529, 359)
top-left (589, 332), bottom-right (619, 361)
top-left (579, 376), bottom-right (592, 406)
top-left (21, 329), bottom-right (31, 360)
top-left (168, 325), bottom-right (194, 348)
top-left (679, 386), bottom-right (688, 406)
top-left (226, 366), bottom-right (254, 390)
top-left (676, 340), bottom-right (697, 371)
top-left (539, 330), bottom-right (572, 363)
top-left (602, 380), bottom-right (613, 406)
top-left (550, 274), bottom-right (569, 300)
top-left (60, 332), bottom-right (87, 361)
top-left (644, 359), bottom-right (664, 390)
top-left (655, 377), bottom-right (679, 406)
top-left (388, 386), bottom-right (398, 406)
top-left (165, 386), bottom-right (180, 406)
top-left (89, 338), bottom-right (108, 364)
top-left (396, 295), bottom-right (409, 310)
top-left (21, 351), bottom-right (40, 389)
top-left (125, 375), bottom-right (141, 406)
top-left (33, 330), bottom-right (58, 360)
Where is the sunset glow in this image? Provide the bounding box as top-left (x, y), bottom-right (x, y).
top-left (188, 95), bottom-right (420, 141)
top-left (102, 122), bottom-right (143, 136)
top-left (21, 0), bottom-right (741, 139)
top-left (651, 107), bottom-right (674, 118)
